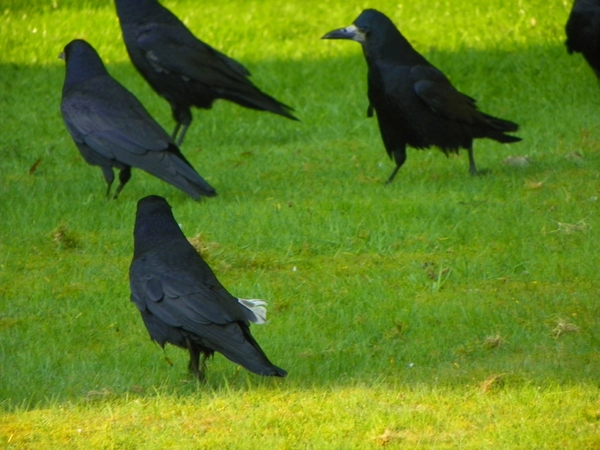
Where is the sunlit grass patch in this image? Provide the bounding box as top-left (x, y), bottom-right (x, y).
top-left (2, 384), bottom-right (599, 448)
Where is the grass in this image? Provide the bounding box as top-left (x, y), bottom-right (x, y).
top-left (2, 385), bottom-right (599, 448)
top-left (1, 0), bottom-right (600, 447)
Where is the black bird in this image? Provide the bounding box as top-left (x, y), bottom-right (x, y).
top-left (130, 195), bottom-right (287, 380)
top-left (114, 0), bottom-right (298, 146)
top-left (322, 9), bottom-right (521, 184)
top-left (60, 39), bottom-right (216, 200)
top-left (565, 0), bottom-right (600, 79)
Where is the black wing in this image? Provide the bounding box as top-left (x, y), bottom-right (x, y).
top-left (137, 23), bottom-right (252, 90)
top-left (130, 250), bottom-right (245, 329)
top-left (132, 22), bottom-right (296, 119)
top-left (409, 65), bottom-right (488, 126)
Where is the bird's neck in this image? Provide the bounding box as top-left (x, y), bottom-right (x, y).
top-left (133, 213), bottom-right (187, 258)
top-left (365, 30), bottom-right (430, 66)
top-left (63, 61), bottom-right (109, 94)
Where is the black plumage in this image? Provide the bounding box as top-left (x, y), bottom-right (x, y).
top-left (60, 39), bottom-right (216, 200)
top-left (130, 195), bottom-right (287, 380)
top-left (565, 0), bottom-right (600, 78)
top-left (322, 9), bottom-right (521, 184)
top-left (114, 0), bottom-right (298, 146)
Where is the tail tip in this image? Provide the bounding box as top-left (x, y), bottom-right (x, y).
top-left (273, 366), bottom-right (288, 377)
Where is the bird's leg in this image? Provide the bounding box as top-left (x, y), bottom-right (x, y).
top-left (174, 124), bottom-right (189, 147)
top-left (113, 166), bottom-right (132, 199)
top-left (105, 180), bottom-right (114, 200)
top-left (385, 148), bottom-right (407, 185)
top-left (200, 353), bottom-right (210, 379)
top-left (101, 167), bottom-right (115, 200)
top-left (386, 166), bottom-right (401, 185)
top-left (173, 108), bottom-right (192, 146)
top-left (467, 145), bottom-right (478, 175)
top-left (171, 123), bottom-right (181, 143)
top-left (187, 343), bottom-right (206, 382)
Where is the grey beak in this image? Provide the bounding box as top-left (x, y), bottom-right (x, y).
top-left (321, 24), bottom-right (365, 43)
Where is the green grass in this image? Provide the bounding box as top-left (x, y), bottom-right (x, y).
top-left (2, 384), bottom-right (599, 448)
top-left (1, 0), bottom-right (600, 447)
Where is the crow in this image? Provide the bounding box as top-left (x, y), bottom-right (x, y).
top-left (130, 195), bottom-right (287, 380)
top-left (565, 0), bottom-right (600, 79)
top-left (114, 0), bottom-right (298, 146)
top-left (322, 9), bottom-right (521, 184)
top-left (60, 39), bottom-right (216, 200)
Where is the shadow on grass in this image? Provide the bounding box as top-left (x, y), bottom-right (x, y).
top-left (2, 40), bottom-right (599, 157)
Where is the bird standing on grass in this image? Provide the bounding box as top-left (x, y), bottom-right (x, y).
top-left (565, 0), bottom-right (600, 79)
top-left (130, 195), bottom-right (287, 380)
top-left (60, 39), bottom-right (216, 200)
top-left (322, 9), bottom-right (521, 184)
top-left (114, 0), bottom-right (298, 146)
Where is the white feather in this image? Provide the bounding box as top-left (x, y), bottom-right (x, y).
top-left (237, 298), bottom-right (268, 324)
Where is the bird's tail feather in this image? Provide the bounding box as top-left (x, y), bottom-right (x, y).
top-left (482, 113), bottom-right (519, 133)
top-left (491, 133), bottom-right (522, 144)
top-left (166, 153), bottom-right (216, 199)
top-left (216, 86), bottom-right (298, 121)
top-left (139, 148), bottom-right (216, 200)
top-left (200, 322), bottom-right (287, 377)
top-left (477, 113), bottom-right (522, 144)
top-left (238, 298), bottom-right (267, 324)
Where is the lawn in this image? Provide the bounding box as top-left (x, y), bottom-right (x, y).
top-left (1, 0), bottom-right (599, 447)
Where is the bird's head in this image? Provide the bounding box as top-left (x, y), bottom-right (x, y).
top-left (136, 195), bottom-right (173, 218)
top-left (60, 39), bottom-right (109, 87)
top-left (132, 195), bottom-right (184, 257)
top-left (322, 9), bottom-right (414, 60)
top-left (59, 39), bottom-right (93, 63)
top-left (322, 9), bottom-right (396, 44)
top-left (60, 39), bottom-right (110, 94)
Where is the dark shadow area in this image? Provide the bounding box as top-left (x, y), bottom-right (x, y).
top-left (2, 41), bottom-right (599, 185)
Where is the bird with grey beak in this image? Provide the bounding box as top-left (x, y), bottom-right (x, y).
top-left (322, 9), bottom-right (521, 184)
